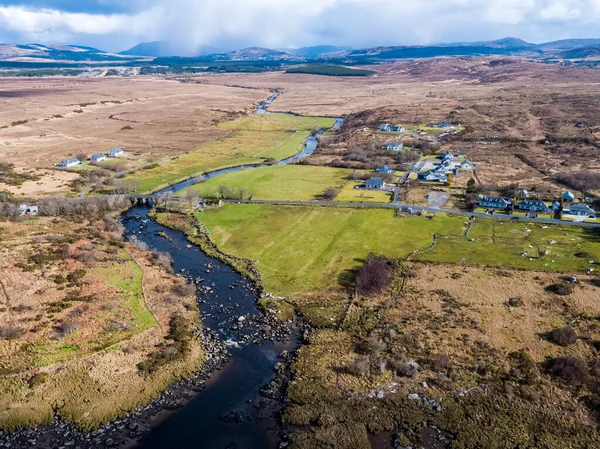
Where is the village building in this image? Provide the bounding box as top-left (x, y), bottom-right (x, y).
top-left (564, 203), bottom-right (596, 219)
top-left (108, 148), bottom-right (124, 157)
top-left (419, 170), bottom-right (448, 183)
top-left (516, 199), bottom-right (550, 214)
top-left (479, 196), bottom-right (511, 209)
top-left (58, 157), bottom-right (81, 168)
top-left (380, 123), bottom-right (405, 133)
top-left (517, 189), bottom-right (530, 198)
top-left (90, 153), bottom-right (106, 162)
top-left (378, 165), bottom-right (393, 174)
top-left (386, 142), bottom-right (404, 152)
top-left (562, 191), bottom-right (575, 203)
top-left (19, 204), bottom-right (38, 216)
top-left (366, 177), bottom-right (386, 190)
top-left (459, 160), bottom-right (476, 171)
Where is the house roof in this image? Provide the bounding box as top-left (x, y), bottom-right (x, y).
top-left (61, 157), bottom-right (80, 164)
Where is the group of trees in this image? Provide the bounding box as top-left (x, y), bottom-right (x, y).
top-left (0, 195), bottom-right (131, 218)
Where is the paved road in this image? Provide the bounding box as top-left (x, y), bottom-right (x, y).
top-left (223, 199), bottom-right (600, 228)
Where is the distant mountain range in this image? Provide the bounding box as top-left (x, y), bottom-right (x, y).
top-left (0, 43), bottom-right (147, 63)
top-left (1, 37), bottom-right (600, 66)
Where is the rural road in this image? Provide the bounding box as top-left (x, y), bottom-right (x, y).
top-left (223, 199), bottom-right (600, 228)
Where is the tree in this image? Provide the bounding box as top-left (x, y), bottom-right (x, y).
top-left (356, 257), bottom-right (393, 295)
top-left (466, 178), bottom-right (478, 194)
top-left (75, 153), bottom-right (87, 162)
top-left (321, 187), bottom-right (338, 201)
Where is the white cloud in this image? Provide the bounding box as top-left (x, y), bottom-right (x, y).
top-left (0, 0), bottom-right (600, 52)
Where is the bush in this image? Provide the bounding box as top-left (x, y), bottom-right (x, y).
top-left (575, 251), bottom-right (592, 259)
top-left (431, 353), bottom-right (450, 372)
top-left (392, 359), bottom-right (420, 378)
top-left (545, 282), bottom-right (573, 296)
top-left (152, 251), bottom-right (174, 273)
top-left (0, 325), bottom-right (25, 340)
top-left (508, 297), bottom-right (524, 307)
top-left (58, 319), bottom-right (80, 336)
top-left (549, 326), bottom-right (577, 346)
top-left (546, 357), bottom-right (588, 386)
top-left (320, 187), bottom-right (338, 201)
top-left (346, 357), bottom-right (370, 377)
top-left (171, 282), bottom-right (196, 297)
top-left (356, 257), bottom-right (393, 295)
top-left (66, 269), bottom-right (87, 284)
top-left (29, 372), bottom-right (48, 388)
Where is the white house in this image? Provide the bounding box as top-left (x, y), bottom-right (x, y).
top-left (386, 142), bottom-right (404, 152)
top-left (58, 158), bottom-right (81, 168)
top-left (517, 189), bottom-right (530, 198)
top-left (366, 177), bottom-right (386, 190)
top-left (459, 160), bottom-right (476, 171)
top-left (19, 204), bottom-right (38, 216)
top-left (108, 148), bottom-right (124, 157)
top-left (90, 153), bottom-right (106, 162)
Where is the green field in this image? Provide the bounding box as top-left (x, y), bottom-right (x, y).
top-left (199, 205), bottom-right (600, 295)
top-left (414, 218), bottom-right (600, 271)
top-left (179, 165), bottom-right (350, 201)
top-left (335, 182), bottom-right (392, 203)
top-left (199, 205), bottom-right (463, 295)
top-left (128, 113), bottom-right (335, 193)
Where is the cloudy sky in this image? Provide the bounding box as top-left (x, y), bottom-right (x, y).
top-left (0, 0), bottom-right (599, 53)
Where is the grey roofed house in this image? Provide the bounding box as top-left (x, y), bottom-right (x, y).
top-left (90, 153), bottom-right (106, 162)
top-left (562, 191), bottom-right (575, 202)
top-left (565, 203), bottom-right (596, 218)
top-left (459, 160), bottom-right (476, 171)
top-left (108, 148), bottom-right (124, 157)
top-left (58, 157), bottom-right (81, 168)
top-left (386, 142), bottom-right (404, 151)
top-left (366, 177), bottom-right (385, 190)
top-left (478, 196), bottom-right (511, 209)
top-left (516, 199), bottom-right (550, 213)
top-left (418, 169), bottom-right (448, 183)
top-left (380, 123), bottom-right (404, 132)
top-left (441, 151), bottom-right (454, 162)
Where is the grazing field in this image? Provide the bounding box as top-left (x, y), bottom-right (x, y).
top-left (415, 218), bottom-right (600, 271)
top-left (129, 113), bottom-right (335, 193)
top-left (179, 165), bottom-right (350, 201)
top-left (335, 182), bottom-right (392, 203)
top-left (199, 204), bottom-right (463, 295)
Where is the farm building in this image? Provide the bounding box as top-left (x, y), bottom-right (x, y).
top-left (58, 158), bottom-right (81, 168)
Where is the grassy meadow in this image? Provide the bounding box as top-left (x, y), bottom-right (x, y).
top-left (199, 205), bottom-right (463, 295)
top-left (335, 182), bottom-right (392, 203)
top-left (198, 205), bottom-right (600, 296)
top-left (129, 113), bottom-right (335, 193)
top-left (179, 165), bottom-right (350, 201)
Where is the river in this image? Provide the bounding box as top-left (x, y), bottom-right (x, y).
top-left (121, 93), bottom-right (343, 448)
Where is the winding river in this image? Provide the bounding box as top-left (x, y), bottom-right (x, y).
top-left (120, 94), bottom-right (343, 448)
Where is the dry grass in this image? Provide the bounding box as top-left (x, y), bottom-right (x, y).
top-left (0, 216), bottom-right (204, 430)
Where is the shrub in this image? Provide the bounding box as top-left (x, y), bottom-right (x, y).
top-left (431, 353), bottom-right (450, 372)
top-left (29, 372), bottom-right (48, 388)
top-left (171, 282), bottom-right (196, 297)
top-left (356, 257), bottom-right (393, 295)
top-left (66, 269), bottom-right (87, 284)
top-left (152, 251), bottom-right (174, 273)
top-left (58, 319), bottom-right (80, 336)
top-left (575, 251), bottom-right (592, 259)
top-left (346, 357), bottom-right (370, 377)
top-left (549, 326), bottom-right (577, 346)
top-left (392, 359), bottom-right (420, 378)
top-left (545, 282), bottom-right (573, 296)
top-left (508, 297), bottom-right (524, 307)
top-left (546, 357), bottom-right (588, 386)
top-left (0, 325), bottom-right (25, 340)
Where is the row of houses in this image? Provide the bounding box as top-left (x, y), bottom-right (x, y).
top-left (57, 148), bottom-right (124, 168)
top-left (517, 189), bottom-right (579, 203)
top-left (478, 195), bottom-right (596, 218)
top-left (380, 123), bottom-right (405, 133)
